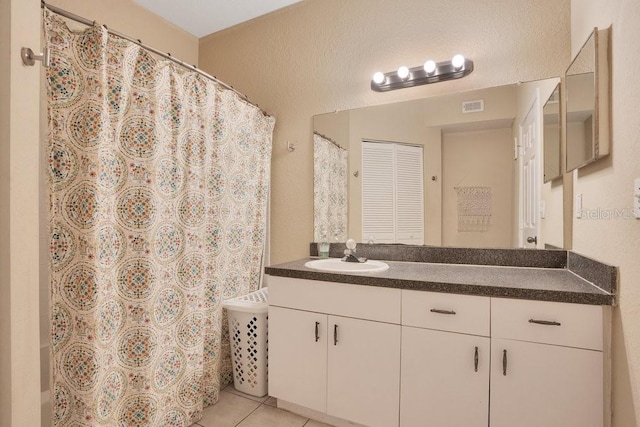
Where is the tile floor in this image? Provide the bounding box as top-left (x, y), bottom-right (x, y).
top-left (191, 384), bottom-right (333, 427)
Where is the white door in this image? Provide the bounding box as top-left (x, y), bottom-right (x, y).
top-left (362, 141), bottom-right (424, 245)
top-left (395, 144), bottom-right (424, 244)
top-left (268, 307), bottom-right (328, 412)
top-left (400, 327), bottom-right (490, 427)
top-left (327, 315), bottom-right (401, 427)
top-left (362, 141), bottom-right (396, 243)
top-left (519, 94), bottom-right (541, 248)
top-left (490, 338), bottom-right (604, 427)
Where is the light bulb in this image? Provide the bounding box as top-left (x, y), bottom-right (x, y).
top-left (452, 54), bottom-right (465, 69)
top-left (423, 60), bottom-right (436, 74)
top-left (372, 72), bottom-right (385, 84)
top-left (397, 66), bottom-right (410, 80)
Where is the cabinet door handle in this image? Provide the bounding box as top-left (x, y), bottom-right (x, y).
top-left (474, 346), bottom-right (479, 372)
top-left (529, 319), bottom-right (561, 326)
top-left (333, 324), bottom-right (338, 346)
top-left (430, 309), bottom-right (456, 315)
top-left (315, 321), bottom-right (320, 342)
top-left (502, 349), bottom-right (508, 376)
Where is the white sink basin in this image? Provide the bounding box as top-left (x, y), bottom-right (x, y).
top-left (305, 258), bottom-right (389, 274)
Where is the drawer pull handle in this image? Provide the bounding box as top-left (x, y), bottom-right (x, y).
top-left (502, 349), bottom-right (508, 376)
top-left (430, 309), bottom-right (456, 315)
top-left (315, 321), bottom-right (320, 342)
top-left (529, 319), bottom-right (561, 326)
top-left (474, 346), bottom-right (479, 372)
top-left (333, 324), bottom-right (338, 346)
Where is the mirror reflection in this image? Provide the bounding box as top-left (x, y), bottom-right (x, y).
top-left (313, 79), bottom-right (562, 249)
top-left (566, 30), bottom-right (596, 171)
top-left (543, 84), bottom-right (562, 182)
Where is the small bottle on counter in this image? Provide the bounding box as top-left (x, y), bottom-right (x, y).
top-left (317, 233), bottom-right (330, 259)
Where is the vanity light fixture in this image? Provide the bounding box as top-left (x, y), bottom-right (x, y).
top-left (371, 54), bottom-right (474, 92)
top-left (372, 72), bottom-right (385, 84)
top-left (423, 60), bottom-right (437, 74)
top-left (397, 66), bottom-right (410, 80)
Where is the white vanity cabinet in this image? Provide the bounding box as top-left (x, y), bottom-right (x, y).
top-left (267, 275), bottom-right (609, 427)
top-left (401, 291), bottom-right (491, 427)
top-left (268, 306), bottom-right (328, 413)
top-left (268, 276), bottom-right (402, 427)
top-left (326, 315), bottom-right (400, 427)
top-left (489, 298), bottom-right (605, 427)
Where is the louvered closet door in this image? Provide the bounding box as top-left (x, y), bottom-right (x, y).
top-left (395, 144), bottom-right (424, 244)
top-left (362, 142), bottom-right (396, 243)
top-left (362, 141), bottom-right (424, 244)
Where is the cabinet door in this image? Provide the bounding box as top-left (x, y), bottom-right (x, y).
top-left (491, 338), bottom-right (603, 427)
top-left (268, 307), bottom-right (328, 413)
top-left (400, 327), bottom-right (489, 427)
top-left (327, 315), bottom-right (401, 427)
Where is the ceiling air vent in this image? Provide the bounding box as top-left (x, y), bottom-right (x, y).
top-left (462, 99), bottom-right (484, 113)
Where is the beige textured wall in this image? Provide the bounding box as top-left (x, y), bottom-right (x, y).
top-left (442, 128), bottom-right (514, 247)
top-left (0, 1), bottom-right (11, 424)
top-left (199, 0), bottom-right (571, 264)
top-left (571, 0), bottom-right (640, 425)
top-left (47, 0), bottom-right (199, 65)
top-left (1, 0), bottom-right (43, 425)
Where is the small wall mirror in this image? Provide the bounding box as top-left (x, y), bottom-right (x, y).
top-left (565, 27), bottom-right (610, 172)
top-left (543, 83), bottom-right (562, 182)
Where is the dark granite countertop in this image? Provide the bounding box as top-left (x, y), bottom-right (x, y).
top-left (265, 258), bottom-right (614, 306)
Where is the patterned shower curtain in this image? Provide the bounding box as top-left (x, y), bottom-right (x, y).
top-left (313, 133), bottom-right (348, 242)
top-left (45, 12), bottom-right (274, 426)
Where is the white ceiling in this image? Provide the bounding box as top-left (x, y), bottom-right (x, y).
top-left (133, 0), bottom-right (303, 38)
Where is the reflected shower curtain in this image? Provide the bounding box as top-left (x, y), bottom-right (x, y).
top-left (45, 12), bottom-right (274, 426)
top-left (313, 134), bottom-right (348, 241)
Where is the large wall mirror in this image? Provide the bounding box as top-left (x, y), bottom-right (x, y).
top-left (313, 79), bottom-right (563, 249)
top-left (566, 27), bottom-right (610, 171)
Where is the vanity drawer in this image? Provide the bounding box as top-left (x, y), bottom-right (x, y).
top-left (491, 298), bottom-right (603, 351)
top-left (402, 290), bottom-right (490, 337)
top-left (268, 276), bottom-right (401, 324)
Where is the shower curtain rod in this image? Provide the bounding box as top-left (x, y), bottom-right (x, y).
top-left (42, 1), bottom-right (272, 118)
top-left (314, 131), bottom-right (345, 150)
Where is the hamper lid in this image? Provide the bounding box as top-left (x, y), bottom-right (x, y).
top-left (222, 287), bottom-right (268, 313)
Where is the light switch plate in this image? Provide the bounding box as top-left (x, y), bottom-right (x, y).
top-left (575, 193), bottom-right (583, 219)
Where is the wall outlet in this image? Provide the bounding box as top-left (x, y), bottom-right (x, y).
top-left (575, 193), bottom-right (583, 219)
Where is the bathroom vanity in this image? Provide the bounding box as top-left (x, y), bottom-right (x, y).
top-left (265, 247), bottom-right (615, 427)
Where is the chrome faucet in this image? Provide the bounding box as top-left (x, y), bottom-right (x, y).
top-left (342, 239), bottom-right (367, 263)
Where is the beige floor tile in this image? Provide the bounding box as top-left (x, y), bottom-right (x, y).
top-left (264, 396), bottom-right (278, 407)
top-left (304, 419), bottom-right (334, 427)
top-left (236, 404), bottom-right (308, 427)
top-left (223, 383), bottom-right (270, 403)
top-left (198, 391), bottom-right (261, 427)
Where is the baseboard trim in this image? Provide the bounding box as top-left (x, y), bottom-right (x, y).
top-left (277, 400), bottom-right (366, 427)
